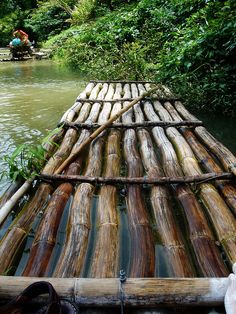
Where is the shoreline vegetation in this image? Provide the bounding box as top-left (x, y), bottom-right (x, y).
top-left (0, 0), bottom-right (235, 116)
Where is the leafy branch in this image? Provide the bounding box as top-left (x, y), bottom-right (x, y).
top-left (2, 126), bottom-right (63, 182)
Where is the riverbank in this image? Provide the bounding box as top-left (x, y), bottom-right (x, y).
top-left (44, 1), bottom-right (236, 116)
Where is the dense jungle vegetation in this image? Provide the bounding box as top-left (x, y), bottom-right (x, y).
top-left (1, 0), bottom-right (236, 115)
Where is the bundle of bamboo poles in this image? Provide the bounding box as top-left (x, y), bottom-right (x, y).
top-left (0, 80), bottom-right (235, 292)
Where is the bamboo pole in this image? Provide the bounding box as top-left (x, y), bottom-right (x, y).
top-left (155, 100), bottom-right (235, 268)
top-left (54, 86), bottom-right (160, 175)
top-left (62, 120), bottom-right (203, 130)
top-left (60, 82), bottom-right (95, 123)
top-left (0, 178), bottom-right (34, 226)
top-left (143, 97), bottom-right (229, 277)
top-left (174, 101), bottom-right (236, 176)
top-left (0, 181), bottom-right (23, 209)
top-left (135, 84), bottom-right (194, 277)
top-left (163, 101), bottom-right (236, 215)
top-left (39, 172), bottom-right (234, 186)
top-left (90, 83), bottom-right (121, 278)
top-left (22, 183), bottom-right (73, 276)
top-left (75, 97), bottom-right (181, 103)
top-left (0, 276), bottom-right (229, 307)
top-left (42, 102), bottom-right (92, 175)
top-left (122, 83), bottom-right (155, 277)
top-left (53, 84), bottom-right (110, 277)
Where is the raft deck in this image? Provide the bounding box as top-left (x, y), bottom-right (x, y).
top-left (0, 81), bottom-right (236, 311)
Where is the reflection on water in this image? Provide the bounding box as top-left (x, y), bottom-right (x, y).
top-left (0, 60), bottom-right (86, 195)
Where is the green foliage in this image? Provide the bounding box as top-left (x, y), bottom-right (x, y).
top-left (25, 2), bottom-right (70, 42)
top-left (0, 1), bottom-right (38, 46)
top-left (45, 0), bottom-right (236, 115)
top-left (1, 0), bottom-right (235, 115)
top-left (2, 127), bottom-right (62, 182)
top-left (0, 9), bottom-right (30, 46)
top-left (70, 0), bottom-right (97, 25)
top-left (155, 0), bottom-right (236, 114)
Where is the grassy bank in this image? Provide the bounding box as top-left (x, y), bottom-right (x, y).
top-left (43, 0), bottom-right (235, 115)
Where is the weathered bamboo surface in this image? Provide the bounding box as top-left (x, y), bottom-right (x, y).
top-left (0, 276), bottom-right (229, 307)
top-left (135, 84), bottom-right (194, 277)
top-left (122, 83), bottom-right (155, 277)
top-left (89, 84), bottom-right (121, 278)
top-left (0, 80), bottom-right (235, 296)
top-left (143, 85), bottom-right (229, 277)
top-left (54, 83), bottom-right (108, 277)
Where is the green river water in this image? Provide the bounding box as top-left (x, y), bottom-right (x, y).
top-left (0, 60), bottom-right (86, 196)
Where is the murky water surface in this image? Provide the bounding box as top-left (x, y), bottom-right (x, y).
top-left (0, 60), bottom-right (86, 195)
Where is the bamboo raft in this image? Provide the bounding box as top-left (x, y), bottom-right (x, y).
top-left (0, 81), bottom-right (236, 312)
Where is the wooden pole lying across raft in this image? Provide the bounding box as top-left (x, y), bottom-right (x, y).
top-left (62, 119), bottom-right (203, 130)
top-left (39, 171), bottom-right (234, 186)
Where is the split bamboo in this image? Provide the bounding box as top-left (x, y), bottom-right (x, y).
top-left (154, 100), bottom-right (235, 269)
top-left (90, 83), bottom-right (121, 278)
top-left (143, 96), bottom-right (228, 277)
top-left (75, 97), bottom-right (181, 103)
top-left (122, 83), bottom-right (155, 277)
top-left (134, 83), bottom-right (194, 277)
top-left (163, 101), bottom-right (236, 215)
top-left (0, 276), bottom-right (229, 307)
top-left (174, 101), bottom-right (236, 176)
top-left (54, 84), bottom-right (110, 277)
top-left (161, 101), bottom-right (236, 265)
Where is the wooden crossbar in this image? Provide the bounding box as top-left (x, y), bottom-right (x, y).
top-left (60, 120), bottom-right (203, 130)
top-left (76, 97), bottom-right (181, 103)
top-left (39, 172), bottom-right (234, 185)
top-left (90, 80), bottom-right (159, 84)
